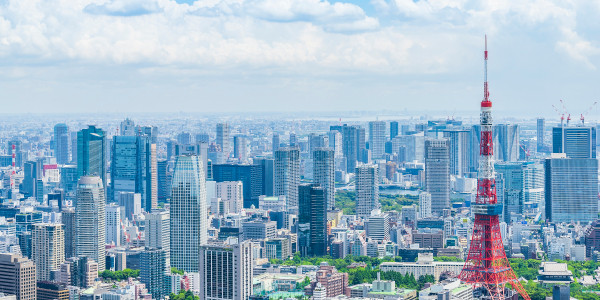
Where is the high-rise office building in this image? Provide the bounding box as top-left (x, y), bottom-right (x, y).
top-left (0, 253), bottom-right (36, 300)
top-left (59, 256), bottom-right (98, 288)
top-left (298, 184), bottom-right (327, 257)
top-left (32, 223), bottom-right (65, 281)
top-left (216, 123), bottom-right (230, 155)
top-left (355, 164), bottom-right (379, 218)
top-left (61, 208), bottom-right (75, 259)
top-left (177, 132), bottom-right (192, 145)
top-left (54, 123), bottom-right (69, 165)
top-left (233, 135), bottom-right (248, 162)
top-left (272, 133), bottom-right (280, 152)
top-left (140, 248), bottom-right (168, 300)
top-left (254, 158), bottom-right (274, 197)
top-left (77, 126), bottom-right (107, 189)
top-left (313, 148), bottom-right (335, 210)
top-left (537, 118), bottom-right (545, 152)
top-left (215, 181), bottom-right (244, 214)
top-left (552, 126), bottom-right (597, 159)
top-left (495, 161), bottom-right (544, 223)
top-left (170, 155), bottom-right (207, 272)
top-left (369, 121), bottom-right (386, 159)
top-left (327, 130), bottom-right (343, 158)
top-left (111, 135), bottom-right (157, 211)
top-left (331, 124), bottom-right (366, 171)
top-left (309, 134), bottom-right (328, 154)
top-left (213, 164), bottom-right (263, 208)
top-left (365, 211), bottom-right (390, 241)
top-left (418, 192), bottom-right (432, 219)
top-left (425, 139), bottom-right (450, 215)
top-left (105, 204), bottom-right (121, 246)
top-left (390, 121), bottom-right (399, 140)
top-left (496, 124), bottom-right (520, 162)
top-left (146, 210), bottom-right (170, 269)
top-left (157, 160), bottom-right (170, 202)
top-left (289, 133), bottom-right (297, 147)
top-left (196, 133), bottom-right (210, 144)
top-left (118, 192), bottom-right (142, 220)
top-left (199, 241), bottom-right (253, 300)
top-left (120, 118), bottom-right (136, 136)
top-left (274, 147), bottom-right (300, 210)
top-left (75, 176), bottom-right (106, 272)
top-left (545, 156), bottom-right (598, 223)
top-left (442, 129), bottom-right (470, 177)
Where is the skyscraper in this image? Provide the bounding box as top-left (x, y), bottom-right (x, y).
top-left (111, 135), bottom-right (157, 211)
top-left (545, 156), bottom-right (598, 223)
top-left (146, 210), bottom-right (170, 268)
top-left (425, 139), bottom-right (450, 215)
top-left (77, 126), bottom-right (107, 189)
top-left (61, 208), bottom-right (76, 259)
top-left (355, 164), bottom-right (379, 218)
top-left (120, 118), bottom-right (136, 136)
top-left (199, 241), bottom-right (253, 300)
top-left (327, 130), bottom-right (343, 158)
top-left (254, 158), bottom-right (274, 197)
top-left (105, 204), bottom-right (121, 246)
top-left (233, 135), bottom-right (248, 162)
top-left (170, 155), bottom-right (207, 272)
top-left (418, 192), bottom-right (432, 219)
top-left (0, 253), bottom-right (36, 300)
top-left (442, 129), bottom-right (470, 177)
top-left (213, 164), bottom-right (263, 208)
top-left (536, 118), bottom-right (545, 152)
top-left (369, 121), bottom-right (386, 159)
top-left (332, 125), bottom-right (366, 172)
top-left (157, 160), bottom-right (170, 203)
top-left (54, 123), bottom-right (69, 165)
top-left (140, 248), bottom-right (168, 300)
top-left (75, 176), bottom-right (106, 272)
top-left (313, 148), bottom-right (335, 210)
top-left (32, 223), bottom-right (65, 281)
top-left (390, 121), bottom-right (399, 140)
top-left (216, 123), bottom-right (230, 155)
top-left (274, 147), bottom-right (300, 210)
top-left (552, 126), bottom-right (597, 159)
top-left (496, 124), bottom-right (520, 162)
top-left (298, 184), bottom-right (327, 257)
top-left (272, 133), bottom-right (280, 152)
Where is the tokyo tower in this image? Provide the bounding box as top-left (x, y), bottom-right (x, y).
top-left (458, 37), bottom-right (531, 300)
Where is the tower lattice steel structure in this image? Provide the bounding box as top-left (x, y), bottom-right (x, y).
top-left (458, 37), bottom-right (531, 300)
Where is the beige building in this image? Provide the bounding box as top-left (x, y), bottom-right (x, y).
top-left (379, 253), bottom-right (463, 281)
top-left (0, 253), bottom-right (36, 300)
top-left (32, 223), bottom-right (65, 281)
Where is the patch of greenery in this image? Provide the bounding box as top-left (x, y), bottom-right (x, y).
top-left (171, 267), bottom-right (185, 275)
top-left (433, 256), bottom-right (463, 262)
top-left (169, 290), bottom-right (198, 300)
top-left (99, 269), bottom-right (139, 281)
top-left (335, 191), bottom-right (419, 214)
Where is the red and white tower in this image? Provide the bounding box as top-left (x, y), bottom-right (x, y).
top-left (458, 37), bottom-right (530, 300)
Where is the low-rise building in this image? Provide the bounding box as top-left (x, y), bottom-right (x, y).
top-left (379, 253), bottom-right (462, 281)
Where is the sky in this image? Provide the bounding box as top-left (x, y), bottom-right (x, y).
top-left (1, 0), bottom-right (600, 118)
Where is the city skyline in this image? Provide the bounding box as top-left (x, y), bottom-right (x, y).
top-left (1, 1), bottom-right (599, 115)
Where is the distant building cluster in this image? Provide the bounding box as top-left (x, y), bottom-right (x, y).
top-left (0, 114), bottom-right (596, 299)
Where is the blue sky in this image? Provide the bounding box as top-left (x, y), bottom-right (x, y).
top-left (1, 0), bottom-right (599, 118)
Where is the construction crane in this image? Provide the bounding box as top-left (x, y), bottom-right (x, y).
top-left (560, 99), bottom-right (572, 126)
top-left (552, 104), bottom-right (564, 126)
top-left (519, 144), bottom-right (530, 160)
top-left (581, 101), bottom-right (598, 125)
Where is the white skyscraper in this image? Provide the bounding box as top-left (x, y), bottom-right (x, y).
top-left (199, 241), bottom-right (253, 300)
top-left (215, 181), bottom-right (243, 214)
top-left (369, 121), bottom-right (386, 159)
top-left (356, 164), bottom-right (379, 218)
top-left (418, 192), bottom-right (432, 219)
top-left (170, 155), bottom-right (207, 272)
top-left (32, 223), bottom-right (65, 281)
top-left (105, 204), bottom-right (121, 246)
top-left (274, 147), bottom-right (300, 210)
top-left (425, 139), bottom-right (450, 215)
top-left (75, 176), bottom-right (106, 271)
top-left (328, 130), bottom-right (343, 158)
top-left (313, 148), bottom-right (335, 210)
top-left (216, 123), bottom-right (230, 155)
top-left (146, 210), bottom-right (170, 269)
